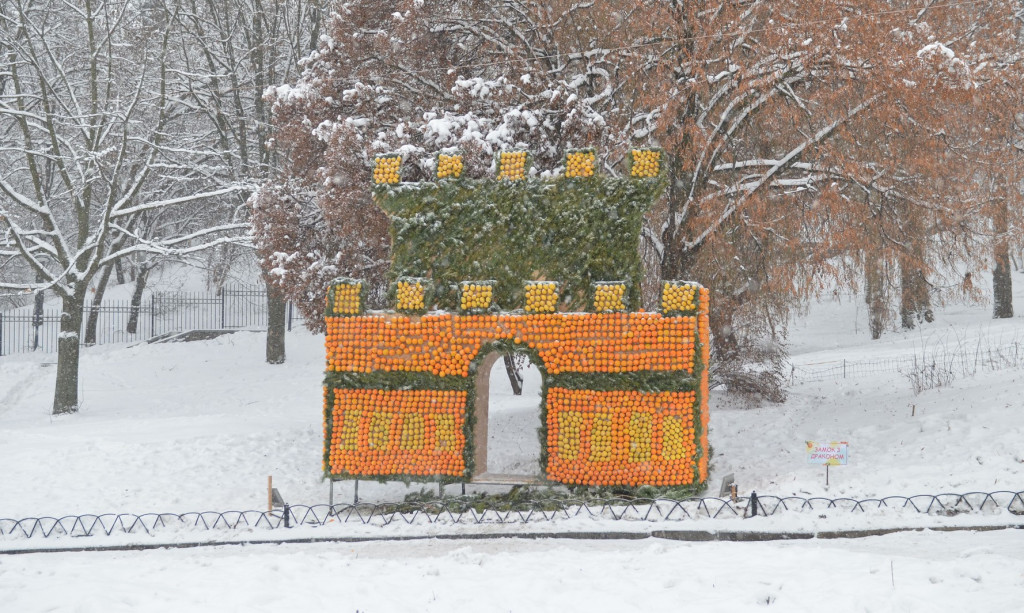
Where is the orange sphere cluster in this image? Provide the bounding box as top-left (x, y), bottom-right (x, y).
top-left (373, 156), bottom-right (401, 184)
top-left (593, 283), bottom-right (627, 312)
top-left (396, 280), bottom-right (426, 311)
top-left (460, 283), bottom-right (493, 311)
top-left (565, 150), bottom-right (596, 178)
top-left (436, 153), bottom-right (464, 179)
top-left (508, 313), bottom-right (698, 375)
top-left (662, 282), bottom-right (697, 312)
top-left (322, 282), bottom-right (710, 487)
top-left (545, 388), bottom-right (698, 486)
top-left (325, 312), bottom-right (700, 376)
top-left (326, 389), bottom-right (467, 477)
top-left (498, 151), bottom-right (528, 181)
top-left (328, 282), bottom-right (362, 315)
top-left (524, 282), bottom-right (559, 313)
top-left (630, 149), bottom-right (661, 178)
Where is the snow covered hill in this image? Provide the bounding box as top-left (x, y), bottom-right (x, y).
top-left (2, 276), bottom-right (1024, 611)
top-left (2, 278), bottom-right (1024, 517)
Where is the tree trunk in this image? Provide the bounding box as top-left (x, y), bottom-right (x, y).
top-left (32, 273), bottom-right (45, 351)
top-left (265, 281), bottom-right (287, 364)
top-left (115, 258), bottom-right (126, 285)
top-left (993, 198), bottom-right (1013, 319)
top-left (503, 351), bottom-right (523, 396)
top-left (865, 252), bottom-right (887, 340)
top-left (53, 293), bottom-right (84, 414)
top-left (126, 266), bottom-right (151, 335)
top-left (899, 255), bottom-right (932, 329)
top-left (84, 263), bottom-right (115, 345)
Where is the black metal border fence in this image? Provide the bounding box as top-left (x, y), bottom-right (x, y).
top-left (0, 285), bottom-right (300, 356)
top-left (2, 491), bottom-right (1022, 540)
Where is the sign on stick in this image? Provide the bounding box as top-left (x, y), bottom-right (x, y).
top-left (806, 441), bottom-right (849, 466)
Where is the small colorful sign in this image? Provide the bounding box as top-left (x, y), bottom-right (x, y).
top-left (806, 441), bottom-right (849, 466)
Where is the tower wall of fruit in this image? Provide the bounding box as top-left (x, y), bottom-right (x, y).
top-left (322, 148), bottom-right (711, 489)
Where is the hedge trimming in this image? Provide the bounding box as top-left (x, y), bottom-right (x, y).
top-left (374, 174), bottom-right (665, 311)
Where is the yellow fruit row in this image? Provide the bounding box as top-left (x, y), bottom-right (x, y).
top-left (589, 414), bottom-right (613, 462)
top-left (565, 151), bottom-right (596, 178)
top-left (498, 151), bottom-right (528, 181)
top-left (662, 282), bottom-right (697, 312)
top-left (558, 410), bottom-right (584, 460)
top-left (627, 412), bottom-right (653, 462)
top-left (331, 283), bottom-right (362, 315)
top-left (630, 149), bottom-right (661, 178)
top-left (396, 281), bottom-right (426, 311)
top-left (373, 156), bottom-right (402, 184)
top-left (661, 415), bottom-right (692, 461)
top-left (460, 283), bottom-right (493, 310)
top-left (437, 154), bottom-right (463, 179)
top-left (594, 284), bottom-right (626, 312)
top-left (524, 282), bottom-right (559, 313)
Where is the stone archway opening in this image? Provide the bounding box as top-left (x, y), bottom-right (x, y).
top-left (471, 350), bottom-right (544, 483)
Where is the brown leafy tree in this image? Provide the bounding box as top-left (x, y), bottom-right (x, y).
top-left (255, 0), bottom-right (1024, 400)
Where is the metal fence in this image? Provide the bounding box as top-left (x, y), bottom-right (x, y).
top-left (790, 356), bottom-right (920, 382)
top-left (2, 491), bottom-right (1022, 540)
top-left (789, 340), bottom-right (1024, 384)
top-left (0, 285), bottom-right (301, 356)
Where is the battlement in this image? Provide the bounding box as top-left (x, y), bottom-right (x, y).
top-left (371, 148), bottom-right (663, 185)
top-left (370, 149), bottom-right (667, 312)
top-left (327, 277), bottom-right (702, 318)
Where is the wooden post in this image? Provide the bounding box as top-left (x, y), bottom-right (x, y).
top-left (267, 476), bottom-right (273, 512)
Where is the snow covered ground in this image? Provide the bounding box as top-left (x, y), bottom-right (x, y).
top-left (4, 531), bottom-right (1023, 612)
top-left (2, 272), bottom-right (1024, 610)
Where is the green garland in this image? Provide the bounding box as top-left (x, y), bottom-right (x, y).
top-left (374, 174), bottom-right (665, 311)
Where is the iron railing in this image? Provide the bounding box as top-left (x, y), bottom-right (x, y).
top-left (0, 285), bottom-right (301, 356)
top-left (2, 491), bottom-right (1021, 540)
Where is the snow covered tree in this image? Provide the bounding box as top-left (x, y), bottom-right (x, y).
top-left (648, 0), bottom-right (1024, 355)
top-left (171, 0), bottom-right (326, 362)
top-left (0, 0), bottom-right (247, 414)
top-left (254, 0), bottom-right (652, 329)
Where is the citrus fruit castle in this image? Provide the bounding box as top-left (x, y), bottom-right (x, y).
top-left (322, 148), bottom-right (710, 490)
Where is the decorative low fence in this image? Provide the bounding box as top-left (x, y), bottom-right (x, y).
top-left (789, 340), bottom-right (1024, 385)
top-left (2, 491), bottom-right (1022, 540)
top-left (0, 285), bottom-right (301, 356)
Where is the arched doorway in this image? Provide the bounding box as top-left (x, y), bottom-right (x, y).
top-left (471, 349), bottom-right (544, 483)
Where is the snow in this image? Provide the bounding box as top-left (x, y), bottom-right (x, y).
top-left (271, 82), bottom-right (312, 104)
top-left (2, 271), bottom-right (1024, 609)
top-left (917, 42), bottom-right (955, 60)
top-left (3, 532), bottom-right (1023, 612)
